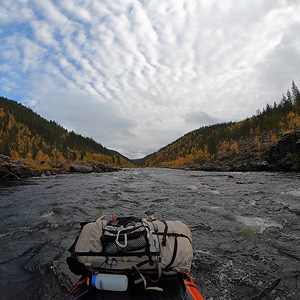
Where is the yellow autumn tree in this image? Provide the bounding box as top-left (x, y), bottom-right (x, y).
top-left (287, 111), bottom-right (300, 130)
top-left (218, 140), bottom-right (229, 158)
top-left (270, 133), bottom-right (278, 144)
top-left (52, 148), bottom-right (66, 164)
top-left (10, 149), bottom-right (20, 160)
top-left (0, 108), bottom-right (5, 118)
top-left (230, 142), bottom-right (239, 155)
top-left (254, 136), bottom-right (261, 149)
top-left (35, 150), bottom-right (51, 162)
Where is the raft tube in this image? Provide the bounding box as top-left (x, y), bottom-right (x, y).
top-left (67, 272), bottom-right (205, 300)
top-left (183, 273), bottom-right (205, 300)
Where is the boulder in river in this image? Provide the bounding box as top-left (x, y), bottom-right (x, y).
top-left (93, 162), bottom-right (119, 173)
top-left (69, 163), bottom-right (94, 173)
top-left (68, 162), bottom-right (119, 173)
top-left (0, 161), bottom-right (42, 180)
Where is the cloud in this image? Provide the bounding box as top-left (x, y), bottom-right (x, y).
top-left (0, 1), bottom-right (34, 25)
top-left (1, 0), bottom-right (300, 158)
top-left (184, 111), bottom-right (222, 127)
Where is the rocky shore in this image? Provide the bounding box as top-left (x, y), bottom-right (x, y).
top-left (0, 157), bottom-right (42, 180)
top-left (65, 161), bottom-right (120, 173)
top-left (188, 155), bottom-right (269, 172)
top-left (0, 155), bottom-right (120, 181)
top-left (268, 131), bottom-right (300, 171)
top-left (189, 131), bottom-right (300, 172)
top-left (1, 131), bottom-right (299, 180)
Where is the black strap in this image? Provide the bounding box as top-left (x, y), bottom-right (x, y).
top-left (155, 232), bottom-right (192, 244)
top-left (103, 224), bottom-right (146, 235)
top-left (164, 236), bottom-right (178, 270)
top-left (136, 260), bottom-right (153, 268)
top-left (109, 217), bottom-right (143, 227)
top-left (162, 221), bottom-right (168, 247)
top-left (74, 250), bottom-right (160, 257)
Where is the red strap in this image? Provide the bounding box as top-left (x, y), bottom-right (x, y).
top-left (68, 276), bottom-right (88, 295)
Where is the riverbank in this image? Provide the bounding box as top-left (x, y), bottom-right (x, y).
top-left (183, 131), bottom-right (300, 172)
top-left (1, 131), bottom-right (299, 180)
top-left (0, 155), bottom-right (120, 180)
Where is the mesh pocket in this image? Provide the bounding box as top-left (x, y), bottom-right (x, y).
top-left (101, 230), bottom-right (148, 254)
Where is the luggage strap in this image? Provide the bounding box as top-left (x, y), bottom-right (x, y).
top-left (122, 257), bottom-right (163, 292)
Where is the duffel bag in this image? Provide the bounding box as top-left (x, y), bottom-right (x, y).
top-left (68, 215), bottom-right (193, 275)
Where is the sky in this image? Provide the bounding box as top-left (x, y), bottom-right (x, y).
top-left (0, 0), bottom-right (300, 159)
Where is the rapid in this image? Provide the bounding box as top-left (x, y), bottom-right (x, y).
top-left (0, 168), bottom-right (299, 299)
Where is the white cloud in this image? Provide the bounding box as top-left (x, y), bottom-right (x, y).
top-left (0, 0), bottom-right (34, 24)
top-left (1, 0), bottom-right (300, 158)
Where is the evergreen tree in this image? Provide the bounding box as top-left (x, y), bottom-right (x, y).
top-left (291, 81), bottom-right (300, 113)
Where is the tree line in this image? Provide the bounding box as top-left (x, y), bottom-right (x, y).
top-left (141, 81), bottom-right (300, 167)
top-left (0, 97), bottom-right (133, 167)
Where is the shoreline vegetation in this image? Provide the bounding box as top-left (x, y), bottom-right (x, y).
top-left (166, 130), bottom-right (300, 172)
top-left (2, 130), bottom-right (299, 181)
top-left (1, 81), bottom-right (300, 178)
top-left (141, 81), bottom-right (300, 170)
top-left (0, 155), bottom-right (121, 181)
top-left (1, 129), bottom-right (300, 181)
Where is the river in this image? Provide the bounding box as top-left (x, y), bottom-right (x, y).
top-left (0, 168), bottom-right (299, 299)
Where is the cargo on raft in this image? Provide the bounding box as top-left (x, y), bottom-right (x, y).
top-left (66, 215), bottom-right (205, 300)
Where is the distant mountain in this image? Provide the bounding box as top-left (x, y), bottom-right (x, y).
top-left (0, 96), bottom-right (133, 167)
top-left (140, 81), bottom-right (300, 171)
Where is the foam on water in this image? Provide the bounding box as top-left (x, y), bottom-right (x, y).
top-left (286, 189), bottom-right (300, 197)
top-left (236, 216), bottom-right (283, 233)
top-left (40, 210), bottom-right (55, 218)
top-left (200, 206), bottom-right (232, 216)
top-left (278, 190), bottom-right (300, 215)
top-left (209, 190), bottom-right (220, 195)
top-left (186, 185), bottom-right (198, 190)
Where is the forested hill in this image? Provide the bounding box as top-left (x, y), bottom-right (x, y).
top-left (140, 81), bottom-right (300, 171)
top-left (0, 97), bottom-right (133, 167)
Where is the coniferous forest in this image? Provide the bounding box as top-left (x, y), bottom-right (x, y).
top-left (0, 96), bottom-right (133, 168)
top-left (140, 81), bottom-right (300, 170)
top-left (1, 81), bottom-right (300, 172)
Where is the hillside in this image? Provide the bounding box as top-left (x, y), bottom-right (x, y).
top-left (140, 81), bottom-right (300, 171)
top-left (0, 97), bottom-right (133, 168)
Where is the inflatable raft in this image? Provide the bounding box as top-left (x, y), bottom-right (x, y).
top-left (66, 216), bottom-right (205, 299)
top-left (67, 271), bottom-right (205, 300)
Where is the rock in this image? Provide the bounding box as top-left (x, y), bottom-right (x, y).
top-left (0, 158), bottom-right (119, 179)
top-left (0, 163), bottom-right (19, 180)
top-left (31, 168), bottom-right (42, 177)
top-left (70, 164), bottom-right (94, 173)
top-left (0, 154), bottom-right (11, 163)
top-left (16, 160), bottom-right (25, 166)
top-left (9, 165), bottom-right (41, 178)
top-left (93, 162), bottom-right (119, 173)
top-left (69, 162), bottom-right (119, 173)
top-left (268, 131), bottom-right (300, 171)
top-left (0, 162), bottom-right (42, 180)
top-left (44, 170), bottom-right (56, 176)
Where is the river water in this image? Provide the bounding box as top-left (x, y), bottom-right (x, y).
top-left (0, 168), bottom-right (299, 300)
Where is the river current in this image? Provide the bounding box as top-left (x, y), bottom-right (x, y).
top-left (0, 168), bottom-right (299, 300)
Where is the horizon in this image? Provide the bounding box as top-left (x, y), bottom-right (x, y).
top-left (2, 90), bottom-right (294, 161)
